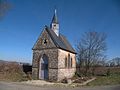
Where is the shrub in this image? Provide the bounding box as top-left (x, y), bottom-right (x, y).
top-left (61, 77), bottom-right (68, 83)
top-left (106, 68), bottom-right (110, 76)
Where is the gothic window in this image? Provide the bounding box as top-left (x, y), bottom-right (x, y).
top-left (68, 54), bottom-right (70, 68)
top-left (65, 57), bottom-right (67, 68)
top-left (71, 58), bottom-right (72, 68)
top-left (65, 54), bottom-right (72, 68)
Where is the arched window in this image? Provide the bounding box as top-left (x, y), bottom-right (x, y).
top-left (65, 57), bottom-right (67, 68)
top-left (71, 58), bottom-right (72, 68)
top-left (68, 54), bottom-right (70, 68)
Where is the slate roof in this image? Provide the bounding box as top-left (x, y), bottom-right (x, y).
top-left (45, 26), bottom-right (76, 54)
top-left (51, 9), bottom-right (58, 24)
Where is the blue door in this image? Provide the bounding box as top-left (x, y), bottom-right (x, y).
top-left (39, 54), bottom-right (48, 80)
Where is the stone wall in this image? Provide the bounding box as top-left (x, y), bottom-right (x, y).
top-left (32, 49), bottom-right (58, 81)
top-left (32, 67), bottom-right (38, 79)
top-left (57, 49), bottom-right (76, 81)
top-left (49, 69), bottom-right (58, 81)
top-left (32, 27), bottom-right (59, 81)
top-left (32, 48), bottom-right (76, 81)
top-left (58, 68), bottom-right (76, 81)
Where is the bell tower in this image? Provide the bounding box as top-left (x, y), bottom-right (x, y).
top-left (50, 9), bottom-right (59, 36)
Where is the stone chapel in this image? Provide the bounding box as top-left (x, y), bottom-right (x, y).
top-left (32, 10), bottom-right (76, 81)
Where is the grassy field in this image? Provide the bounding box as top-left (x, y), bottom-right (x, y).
top-left (87, 73), bottom-right (120, 86)
top-left (0, 60), bottom-right (28, 82)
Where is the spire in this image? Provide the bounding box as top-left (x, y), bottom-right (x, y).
top-left (50, 9), bottom-right (59, 36)
top-left (51, 9), bottom-right (58, 24)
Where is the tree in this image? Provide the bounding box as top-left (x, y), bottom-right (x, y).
top-left (0, 0), bottom-right (10, 18)
top-left (111, 57), bottom-right (120, 67)
top-left (76, 31), bottom-right (107, 76)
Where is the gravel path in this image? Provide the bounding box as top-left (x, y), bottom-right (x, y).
top-left (0, 81), bottom-right (120, 90)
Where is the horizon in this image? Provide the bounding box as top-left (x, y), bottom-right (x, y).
top-left (0, 0), bottom-right (120, 63)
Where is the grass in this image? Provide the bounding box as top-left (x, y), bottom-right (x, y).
top-left (87, 73), bottom-right (120, 86)
top-left (0, 72), bottom-right (25, 82)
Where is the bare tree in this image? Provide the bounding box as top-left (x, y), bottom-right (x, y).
top-left (111, 57), bottom-right (120, 67)
top-left (0, 0), bottom-right (10, 18)
top-left (76, 31), bottom-right (107, 76)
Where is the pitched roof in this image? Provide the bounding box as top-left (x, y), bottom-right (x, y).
top-left (45, 26), bottom-right (76, 54)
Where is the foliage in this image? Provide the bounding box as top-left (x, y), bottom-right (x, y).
top-left (74, 71), bottom-right (81, 77)
top-left (0, 0), bottom-right (10, 18)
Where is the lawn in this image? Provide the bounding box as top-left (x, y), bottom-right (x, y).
top-left (87, 73), bottom-right (120, 86)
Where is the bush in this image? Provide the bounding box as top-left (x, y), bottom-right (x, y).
top-left (61, 77), bottom-right (68, 83)
top-left (106, 68), bottom-right (110, 76)
top-left (75, 72), bottom-right (81, 77)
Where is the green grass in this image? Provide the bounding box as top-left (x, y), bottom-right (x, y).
top-left (87, 73), bottom-right (120, 86)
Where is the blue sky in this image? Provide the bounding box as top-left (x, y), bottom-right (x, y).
top-left (0, 0), bottom-right (120, 63)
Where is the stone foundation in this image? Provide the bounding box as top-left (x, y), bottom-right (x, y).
top-left (32, 67), bottom-right (38, 79)
top-left (58, 68), bottom-right (76, 81)
top-left (49, 69), bottom-right (58, 81)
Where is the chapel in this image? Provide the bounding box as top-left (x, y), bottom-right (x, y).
top-left (32, 10), bottom-right (76, 81)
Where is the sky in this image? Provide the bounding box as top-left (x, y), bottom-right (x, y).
top-left (0, 0), bottom-right (120, 63)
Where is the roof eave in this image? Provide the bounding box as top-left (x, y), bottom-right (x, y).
top-left (58, 47), bottom-right (77, 54)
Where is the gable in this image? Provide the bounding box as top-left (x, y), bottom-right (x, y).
top-left (32, 27), bottom-right (56, 50)
top-left (33, 26), bottom-right (76, 54)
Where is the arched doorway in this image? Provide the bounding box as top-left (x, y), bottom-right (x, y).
top-left (39, 54), bottom-right (48, 80)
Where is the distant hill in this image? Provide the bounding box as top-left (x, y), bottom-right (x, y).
top-left (0, 60), bottom-right (7, 63)
top-left (0, 59), bottom-right (15, 63)
top-left (0, 60), bottom-right (31, 65)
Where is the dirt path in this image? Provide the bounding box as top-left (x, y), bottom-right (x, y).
top-left (0, 81), bottom-right (120, 90)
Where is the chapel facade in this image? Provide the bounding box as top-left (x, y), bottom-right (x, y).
top-left (32, 10), bottom-right (76, 81)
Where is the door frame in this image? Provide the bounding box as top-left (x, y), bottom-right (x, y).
top-left (38, 54), bottom-right (49, 80)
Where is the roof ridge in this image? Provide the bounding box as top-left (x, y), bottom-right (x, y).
top-left (45, 26), bottom-right (60, 47)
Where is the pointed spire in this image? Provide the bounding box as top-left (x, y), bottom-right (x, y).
top-left (51, 9), bottom-right (58, 24)
top-left (50, 9), bottom-right (59, 36)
